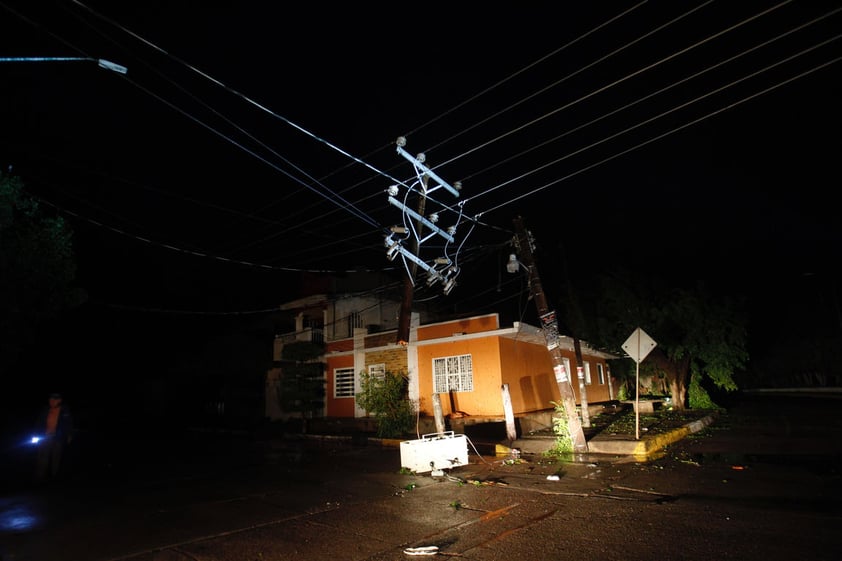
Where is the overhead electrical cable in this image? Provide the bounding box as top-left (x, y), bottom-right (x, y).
top-left (463, 19), bottom-right (842, 210)
top-left (385, 0), bottom-right (796, 236)
top-left (217, 1), bottom-right (654, 247)
top-left (475, 54), bottom-right (841, 218)
top-left (457, 5), bottom-right (842, 186)
top-left (54, 1), bottom-right (683, 259)
top-left (59, 0), bottom-right (380, 240)
top-left (69, 0), bottom-right (413, 194)
top-left (380, 2), bottom-right (675, 230)
top-left (36, 0), bottom-right (391, 258)
top-left (7, 1), bottom-right (835, 296)
top-left (423, 0), bottom-right (720, 163)
top-left (116, 75), bottom-right (383, 230)
top-left (4, 1), bottom-right (389, 253)
top-left (61, 0), bottom-right (438, 262)
top-left (398, 0), bottom-right (651, 141)
top-left (382, 0), bottom-right (733, 233)
top-left (37, 196), bottom-right (384, 273)
top-left (438, 0), bottom-right (793, 174)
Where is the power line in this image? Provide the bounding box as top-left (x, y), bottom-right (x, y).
top-left (457, 5), bottom-right (842, 187)
top-left (424, 0), bottom-right (720, 163)
top-left (69, 0), bottom-right (414, 203)
top-left (399, 0), bottom-right (652, 143)
top-left (4, 2), bottom-right (838, 306)
top-left (452, 0), bottom-right (795, 202)
top-left (37, 196), bottom-right (391, 274)
top-left (477, 54), bottom-right (841, 218)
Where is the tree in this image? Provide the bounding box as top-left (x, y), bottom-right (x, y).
top-left (0, 171), bottom-right (85, 372)
top-left (591, 268), bottom-right (748, 410)
top-left (278, 341), bottom-right (326, 431)
top-left (356, 370), bottom-right (415, 438)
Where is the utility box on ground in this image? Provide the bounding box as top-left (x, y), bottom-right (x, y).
top-left (399, 431), bottom-right (469, 473)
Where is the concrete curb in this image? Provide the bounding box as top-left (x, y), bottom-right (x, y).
top-left (294, 411), bottom-right (720, 462)
top-left (511, 411), bottom-right (720, 461)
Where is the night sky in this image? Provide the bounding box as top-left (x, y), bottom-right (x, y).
top-left (1, 2), bottom-right (841, 405)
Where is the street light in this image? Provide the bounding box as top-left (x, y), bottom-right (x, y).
top-left (506, 253), bottom-right (526, 274)
top-left (0, 56), bottom-right (127, 74)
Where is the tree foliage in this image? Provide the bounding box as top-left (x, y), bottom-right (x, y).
top-left (545, 400), bottom-right (573, 457)
top-left (278, 341), bottom-right (325, 423)
top-left (0, 171), bottom-right (85, 370)
top-left (589, 268), bottom-right (748, 409)
top-left (356, 370), bottom-right (416, 438)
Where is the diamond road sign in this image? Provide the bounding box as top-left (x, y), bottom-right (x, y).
top-left (622, 327), bottom-right (657, 364)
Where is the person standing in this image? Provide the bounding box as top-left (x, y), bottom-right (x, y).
top-left (34, 392), bottom-right (73, 482)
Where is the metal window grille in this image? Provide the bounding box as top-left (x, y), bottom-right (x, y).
top-left (334, 367), bottom-right (355, 398)
top-left (368, 363), bottom-right (386, 379)
top-left (432, 354), bottom-right (473, 393)
top-left (347, 311), bottom-right (362, 338)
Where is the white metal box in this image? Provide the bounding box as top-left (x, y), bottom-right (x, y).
top-left (399, 431), bottom-right (469, 473)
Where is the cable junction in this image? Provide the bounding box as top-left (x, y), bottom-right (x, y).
top-left (384, 138), bottom-right (467, 295)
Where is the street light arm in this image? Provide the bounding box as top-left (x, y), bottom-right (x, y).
top-left (0, 56), bottom-right (127, 74)
top-left (97, 59), bottom-right (127, 74)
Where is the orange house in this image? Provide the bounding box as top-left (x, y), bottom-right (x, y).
top-left (322, 312), bottom-right (618, 424)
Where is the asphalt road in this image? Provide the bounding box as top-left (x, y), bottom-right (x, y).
top-left (1, 391), bottom-right (840, 561)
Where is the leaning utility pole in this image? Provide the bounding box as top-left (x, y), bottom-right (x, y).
top-left (572, 337), bottom-right (591, 428)
top-left (559, 240), bottom-right (590, 428)
top-left (396, 175), bottom-right (427, 345)
top-left (512, 216), bottom-right (587, 453)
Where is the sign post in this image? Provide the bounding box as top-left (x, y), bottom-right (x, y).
top-left (622, 327), bottom-right (657, 440)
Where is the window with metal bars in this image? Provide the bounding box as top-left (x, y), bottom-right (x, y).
top-left (347, 311), bottom-right (362, 338)
top-left (432, 354), bottom-right (473, 393)
top-left (368, 363), bottom-right (385, 379)
top-left (334, 367), bottom-right (355, 398)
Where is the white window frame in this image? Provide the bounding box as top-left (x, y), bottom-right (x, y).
top-left (334, 367), bottom-right (355, 398)
top-left (597, 363), bottom-right (605, 385)
top-left (432, 354), bottom-right (473, 393)
top-left (562, 357), bottom-right (572, 382)
top-left (584, 361), bottom-right (592, 385)
top-left (368, 363), bottom-right (386, 379)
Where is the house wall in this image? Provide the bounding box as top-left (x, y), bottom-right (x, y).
top-left (329, 339), bottom-right (354, 353)
top-left (365, 348), bottom-right (407, 374)
top-left (324, 354), bottom-right (355, 417)
top-left (575, 359), bottom-right (616, 403)
top-left (320, 313), bottom-right (618, 422)
top-left (366, 332), bottom-right (398, 349)
top-left (416, 336), bottom-right (504, 417)
top-left (499, 337), bottom-right (560, 414)
top-left (417, 314), bottom-right (499, 340)
top-left (415, 333), bottom-right (618, 419)
top-left (324, 338), bottom-right (409, 418)
top-left (498, 338), bottom-right (616, 412)
top-left (328, 296), bottom-right (402, 340)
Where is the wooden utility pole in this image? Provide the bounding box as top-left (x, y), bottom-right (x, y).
top-left (573, 338), bottom-right (591, 428)
top-left (391, 138), bottom-right (461, 344)
top-left (512, 216), bottom-right (587, 453)
top-left (396, 176), bottom-right (428, 345)
top-left (558, 239), bottom-right (590, 427)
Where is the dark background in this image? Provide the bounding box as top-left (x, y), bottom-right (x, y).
top-left (1, 1), bottom-right (840, 435)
